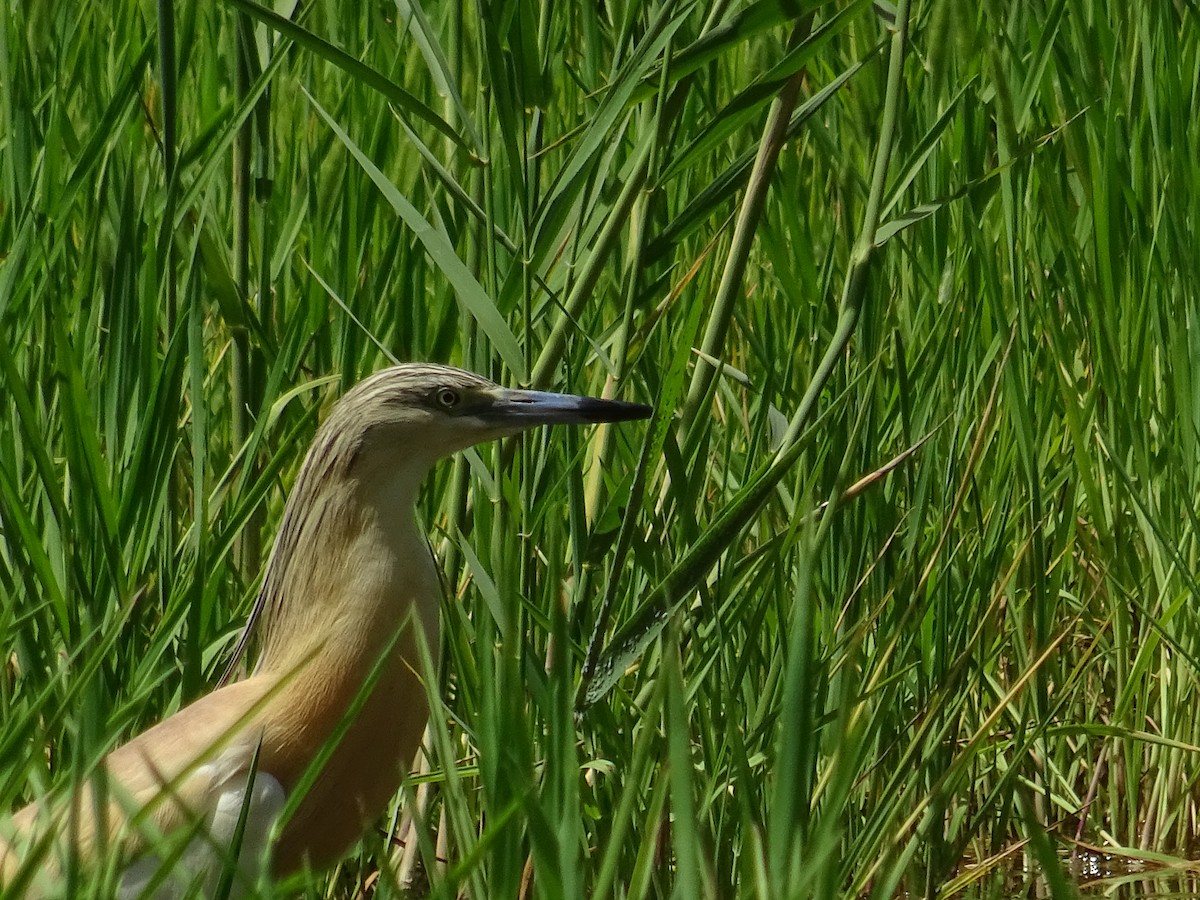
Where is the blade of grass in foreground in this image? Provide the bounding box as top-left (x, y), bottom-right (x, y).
top-left (305, 89), bottom-right (525, 381)
top-left (221, 0), bottom-right (475, 155)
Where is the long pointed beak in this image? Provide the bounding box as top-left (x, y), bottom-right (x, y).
top-left (482, 387), bottom-right (652, 426)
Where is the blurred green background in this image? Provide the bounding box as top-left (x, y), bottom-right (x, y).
top-left (2, 1), bottom-right (1199, 896)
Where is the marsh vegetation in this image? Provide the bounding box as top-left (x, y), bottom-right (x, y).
top-left (2, 1), bottom-right (1198, 897)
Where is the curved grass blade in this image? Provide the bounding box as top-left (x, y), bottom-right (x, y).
top-left (221, 0), bottom-right (474, 155)
top-left (305, 89), bottom-right (525, 380)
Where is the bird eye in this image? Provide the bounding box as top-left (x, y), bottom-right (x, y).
top-left (436, 388), bottom-right (460, 409)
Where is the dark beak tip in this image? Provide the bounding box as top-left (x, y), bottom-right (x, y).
top-left (581, 398), bottom-right (653, 423)
top-left (619, 401), bottom-right (654, 421)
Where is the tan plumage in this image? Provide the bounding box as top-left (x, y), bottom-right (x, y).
top-left (1, 363), bottom-right (649, 896)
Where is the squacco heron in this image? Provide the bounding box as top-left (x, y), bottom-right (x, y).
top-left (1, 363), bottom-right (649, 896)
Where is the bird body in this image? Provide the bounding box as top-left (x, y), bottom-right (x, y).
top-left (0, 364), bottom-right (649, 896)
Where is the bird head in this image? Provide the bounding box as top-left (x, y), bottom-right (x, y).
top-left (326, 363), bottom-right (652, 470)
top-left (241, 362), bottom-right (650, 675)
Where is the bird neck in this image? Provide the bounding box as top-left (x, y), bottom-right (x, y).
top-left (253, 455), bottom-right (441, 681)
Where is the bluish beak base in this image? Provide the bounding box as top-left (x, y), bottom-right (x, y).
top-left (484, 389), bottom-right (652, 426)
